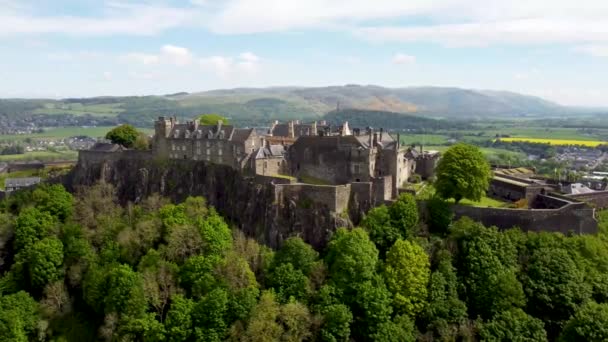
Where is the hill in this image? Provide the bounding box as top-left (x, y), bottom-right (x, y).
top-left (0, 85), bottom-right (598, 128)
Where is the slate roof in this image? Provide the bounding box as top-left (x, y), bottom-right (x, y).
top-left (231, 128), bottom-right (255, 143)
top-left (255, 145), bottom-right (286, 159)
top-left (5, 177), bottom-right (41, 188)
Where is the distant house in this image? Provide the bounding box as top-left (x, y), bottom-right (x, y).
top-left (5, 177), bottom-right (41, 192)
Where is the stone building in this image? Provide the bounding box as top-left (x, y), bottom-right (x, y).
top-left (287, 126), bottom-right (420, 197)
top-left (252, 144), bottom-right (287, 176)
top-left (266, 120), bottom-right (330, 145)
top-left (153, 117), bottom-right (261, 170)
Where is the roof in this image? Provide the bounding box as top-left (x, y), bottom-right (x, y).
top-left (169, 123), bottom-right (235, 140)
top-left (493, 176), bottom-right (530, 188)
top-left (564, 183), bottom-right (595, 195)
top-left (231, 128), bottom-right (255, 143)
top-left (90, 143), bottom-right (125, 152)
top-left (5, 177), bottom-right (41, 188)
top-left (255, 145), bottom-right (286, 159)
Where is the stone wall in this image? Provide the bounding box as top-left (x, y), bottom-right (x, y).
top-left (452, 196), bottom-right (597, 234)
top-left (568, 191), bottom-right (608, 209)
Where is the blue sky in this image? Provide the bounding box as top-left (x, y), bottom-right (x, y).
top-left (1, 0), bottom-right (608, 106)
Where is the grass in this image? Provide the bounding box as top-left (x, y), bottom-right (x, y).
top-left (299, 174), bottom-right (332, 185)
top-left (33, 102), bottom-right (124, 117)
top-left (416, 183), bottom-right (508, 208)
top-left (400, 134), bottom-right (449, 145)
top-left (422, 145), bottom-right (526, 161)
top-left (0, 126), bottom-right (153, 142)
top-left (0, 150), bottom-right (78, 162)
top-left (498, 137), bottom-right (606, 147)
top-left (0, 165), bottom-right (72, 190)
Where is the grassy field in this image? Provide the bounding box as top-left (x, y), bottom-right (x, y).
top-left (33, 102), bottom-right (124, 117)
top-left (422, 145), bottom-right (526, 160)
top-left (498, 137), bottom-right (606, 147)
top-left (0, 165), bottom-right (73, 190)
top-left (415, 183), bottom-right (508, 208)
top-left (400, 134), bottom-right (449, 145)
top-left (0, 150), bottom-right (78, 162)
top-left (0, 126), bottom-right (153, 142)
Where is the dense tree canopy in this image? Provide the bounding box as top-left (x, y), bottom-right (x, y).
top-left (105, 124), bottom-right (140, 148)
top-left (434, 143), bottom-right (491, 203)
top-left (2, 181), bottom-right (608, 340)
top-left (198, 114), bottom-right (230, 125)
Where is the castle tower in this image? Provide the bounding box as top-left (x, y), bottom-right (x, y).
top-left (341, 121), bottom-right (352, 136)
top-left (311, 121), bottom-right (318, 136)
top-left (153, 116), bottom-right (174, 158)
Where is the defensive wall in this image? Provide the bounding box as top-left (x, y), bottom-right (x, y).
top-left (568, 191), bottom-right (608, 209)
top-left (450, 193), bottom-right (597, 234)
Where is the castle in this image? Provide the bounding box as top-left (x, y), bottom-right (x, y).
top-left (152, 117), bottom-right (440, 201)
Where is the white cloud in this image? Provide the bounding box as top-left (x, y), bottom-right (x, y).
top-left (392, 53), bottom-right (416, 64)
top-left (121, 53), bottom-right (160, 65)
top-left (0, 2), bottom-right (193, 37)
top-left (200, 52), bottom-right (261, 77)
top-left (161, 45), bottom-right (193, 66)
top-left (576, 45), bottom-right (608, 58)
top-left (103, 72), bottom-right (112, 81)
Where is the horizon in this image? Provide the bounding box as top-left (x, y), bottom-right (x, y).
top-left (2, 1), bottom-right (608, 106)
top-left (3, 84), bottom-right (605, 110)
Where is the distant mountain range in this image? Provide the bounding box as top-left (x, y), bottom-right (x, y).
top-left (1, 85), bottom-right (605, 127)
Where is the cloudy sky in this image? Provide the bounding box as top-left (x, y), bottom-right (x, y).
top-left (1, 0), bottom-right (608, 106)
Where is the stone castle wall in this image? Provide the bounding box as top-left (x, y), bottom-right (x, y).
top-left (568, 191), bottom-right (608, 209)
top-left (451, 194), bottom-right (597, 234)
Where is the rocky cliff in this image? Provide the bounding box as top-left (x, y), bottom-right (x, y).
top-left (67, 151), bottom-right (354, 248)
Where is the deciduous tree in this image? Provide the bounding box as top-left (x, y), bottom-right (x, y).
top-left (434, 143), bottom-right (491, 203)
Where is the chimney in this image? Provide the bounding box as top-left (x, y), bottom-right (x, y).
top-left (311, 121), bottom-right (318, 136)
top-left (288, 120), bottom-right (295, 138)
top-left (380, 128), bottom-right (384, 141)
top-left (397, 133), bottom-right (400, 148)
top-left (368, 128), bottom-right (374, 146)
top-left (216, 120), bottom-right (223, 138)
top-left (373, 132), bottom-right (378, 146)
top-left (420, 144), bottom-right (423, 154)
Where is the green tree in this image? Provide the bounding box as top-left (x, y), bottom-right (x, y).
top-left (273, 237), bottom-right (319, 276)
top-left (388, 193), bottom-right (419, 239)
top-left (361, 205), bottom-right (401, 255)
top-left (198, 114), bottom-right (230, 125)
top-left (560, 301), bottom-right (608, 341)
top-left (104, 264), bottom-right (147, 318)
top-left (426, 196), bottom-right (453, 235)
top-left (241, 291), bottom-right (283, 342)
top-left (325, 228), bottom-right (379, 291)
top-left (164, 294), bottom-right (194, 342)
top-left (318, 303), bottom-right (353, 342)
top-left (105, 124), bottom-right (140, 148)
top-left (522, 247), bottom-right (591, 333)
top-left (26, 237), bottom-right (64, 289)
top-left (0, 291), bottom-right (39, 342)
top-left (266, 263), bottom-right (310, 304)
top-left (31, 184), bottom-right (73, 222)
top-left (279, 300), bottom-right (313, 342)
top-left (371, 314), bottom-right (416, 342)
top-left (351, 277), bottom-right (394, 340)
top-left (14, 207), bottom-right (55, 251)
top-left (384, 239), bottom-right (430, 317)
top-left (133, 132), bottom-right (150, 150)
top-left (423, 251), bottom-right (467, 339)
top-left (192, 288), bottom-right (230, 342)
top-left (198, 209), bottom-right (233, 257)
top-left (478, 308), bottom-right (547, 342)
top-left (434, 143), bottom-right (491, 203)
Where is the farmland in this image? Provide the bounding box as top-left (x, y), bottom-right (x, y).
top-left (498, 137), bottom-right (606, 147)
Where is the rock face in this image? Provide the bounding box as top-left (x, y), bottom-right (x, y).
top-left (68, 151), bottom-right (354, 249)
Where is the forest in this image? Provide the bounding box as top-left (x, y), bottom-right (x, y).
top-left (1, 183), bottom-right (608, 341)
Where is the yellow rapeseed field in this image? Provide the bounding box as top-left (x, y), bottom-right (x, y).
top-left (499, 137), bottom-right (606, 147)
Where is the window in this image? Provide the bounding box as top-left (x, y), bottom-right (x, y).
top-left (171, 144), bottom-right (176, 151)
top-left (206, 141), bottom-right (210, 147)
top-left (182, 146), bottom-right (186, 151)
top-left (206, 149), bottom-right (210, 155)
top-left (219, 149), bottom-right (223, 156)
